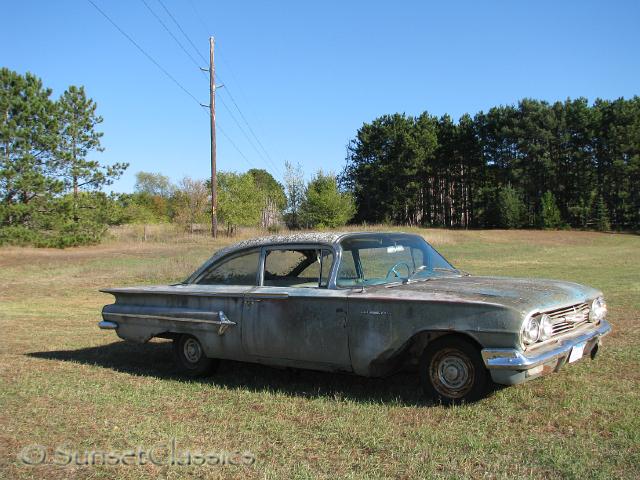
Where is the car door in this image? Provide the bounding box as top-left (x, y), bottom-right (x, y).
top-left (186, 249), bottom-right (261, 360)
top-left (241, 246), bottom-right (352, 371)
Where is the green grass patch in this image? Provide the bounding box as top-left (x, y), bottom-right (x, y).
top-left (1, 229), bottom-right (638, 479)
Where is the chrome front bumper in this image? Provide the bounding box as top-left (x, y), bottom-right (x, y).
top-left (481, 320), bottom-right (612, 385)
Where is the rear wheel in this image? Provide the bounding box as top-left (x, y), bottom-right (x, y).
top-left (173, 334), bottom-right (218, 377)
top-left (419, 336), bottom-right (488, 404)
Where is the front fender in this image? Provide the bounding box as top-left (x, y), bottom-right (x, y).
top-left (346, 296), bottom-right (521, 376)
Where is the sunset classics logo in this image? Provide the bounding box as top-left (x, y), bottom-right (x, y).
top-left (18, 439), bottom-right (255, 467)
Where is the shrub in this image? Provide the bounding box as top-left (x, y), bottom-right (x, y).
top-left (593, 195), bottom-right (611, 232)
top-left (540, 191), bottom-right (564, 229)
top-left (497, 185), bottom-right (525, 229)
top-left (299, 171), bottom-right (355, 229)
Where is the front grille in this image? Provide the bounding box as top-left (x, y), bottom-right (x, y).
top-left (546, 302), bottom-right (590, 335)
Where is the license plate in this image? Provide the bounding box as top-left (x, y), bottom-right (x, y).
top-left (568, 342), bottom-right (586, 363)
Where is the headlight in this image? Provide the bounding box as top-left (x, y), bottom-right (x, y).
top-left (539, 314), bottom-right (554, 341)
top-left (522, 316), bottom-right (541, 345)
top-left (589, 297), bottom-right (607, 322)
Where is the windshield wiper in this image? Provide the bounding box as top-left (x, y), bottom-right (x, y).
top-left (432, 267), bottom-right (471, 276)
top-left (406, 266), bottom-right (469, 281)
top-left (387, 266), bottom-right (471, 288)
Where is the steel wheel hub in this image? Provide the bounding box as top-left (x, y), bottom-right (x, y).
top-left (183, 338), bottom-right (202, 363)
top-left (430, 348), bottom-right (475, 398)
top-left (439, 357), bottom-right (468, 388)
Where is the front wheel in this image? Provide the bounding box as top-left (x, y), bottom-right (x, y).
top-left (173, 334), bottom-right (218, 377)
top-left (419, 336), bottom-right (489, 404)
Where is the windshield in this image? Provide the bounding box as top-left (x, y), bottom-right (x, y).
top-left (336, 234), bottom-right (458, 287)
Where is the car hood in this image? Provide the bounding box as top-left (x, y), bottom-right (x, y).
top-left (373, 275), bottom-right (601, 314)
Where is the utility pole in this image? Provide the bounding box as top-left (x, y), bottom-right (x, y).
top-left (208, 36), bottom-right (217, 238)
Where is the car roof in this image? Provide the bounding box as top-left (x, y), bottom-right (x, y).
top-left (211, 230), bottom-right (416, 257)
top-left (187, 231), bottom-right (414, 282)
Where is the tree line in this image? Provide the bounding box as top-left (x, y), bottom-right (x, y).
top-left (0, 68), bottom-right (355, 246)
top-left (4, 67), bottom-right (638, 247)
top-left (125, 164), bottom-right (354, 235)
top-left (341, 97), bottom-right (640, 230)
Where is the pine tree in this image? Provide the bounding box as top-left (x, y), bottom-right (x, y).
top-left (593, 194), bottom-right (611, 232)
top-left (497, 185), bottom-right (525, 229)
top-left (540, 191), bottom-right (563, 228)
top-left (1, 70), bottom-right (129, 246)
top-left (0, 68), bottom-right (60, 236)
top-left (56, 86), bottom-right (127, 221)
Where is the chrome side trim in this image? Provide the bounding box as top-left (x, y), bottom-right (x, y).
top-left (101, 311), bottom-right (237, 336)
top-left (100, 288), bottom-right (246, 298)
top-left (216, 311), bottom-right (235, 335)
top-left (246, 292), bottom-right (290, 299)
top-left (103, 312), bottom-right (222, 324)
top-left (482, 320), bottom-right (611, 370)
top-left (98, 320), bottom-right (118, 330)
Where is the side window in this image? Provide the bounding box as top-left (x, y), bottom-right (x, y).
top-left (196, 251), bottom-right (260, 285)
top-left (264, 248), bottom-right (334, 288)
top-left (319, 250), bottom-right (333, 287)
top-left (298, 249), bottom-right (334, 288)
top-left (337, 251), bottom-right (359, 285)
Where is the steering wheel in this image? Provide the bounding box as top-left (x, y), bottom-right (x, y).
top-left (386, 262), bottom-right (411, 279)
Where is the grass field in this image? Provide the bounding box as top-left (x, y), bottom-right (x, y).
top-left (1, 227), bottom-right (639, 479)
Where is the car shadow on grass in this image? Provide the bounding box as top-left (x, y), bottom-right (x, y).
top-left (27, 340), bottom-right (496, 407)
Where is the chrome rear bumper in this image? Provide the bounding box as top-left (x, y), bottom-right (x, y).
top-left (98, 320), bottom-right (118, 330)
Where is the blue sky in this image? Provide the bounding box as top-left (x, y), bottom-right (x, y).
top-left (2, 0), bottom-right (639, 192)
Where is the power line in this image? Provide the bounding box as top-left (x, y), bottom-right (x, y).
top-left (155, 0), bottom-right (208, 65)
top-left (186, 0), bottom-right (210, 40)
top-left (88, 0), bottom-right (257, 171)
top-left (139, 0), bottom-right (213, 92)
top-left (197, 102), bottom-right (258, 169)
top-left (217, 121), bottom-right (257, 169)
top-left (221, 86), bottom-right (282, 174)
top-left (204, 47), bottom-right (282, 174)
top-left (139, 1), bottom-right (266, 171)
top-left (216, 95), bottom-right (265, 162)
top-left (209, 67), bottom-right (283, 175)
top-left (137, 0), bottom-right (262, 169)
top-left (184, 0), bottom-right (254, 108)
top-left (160, 0), bottom-right (282, 175)
top-left (139, 0), bottom-right (202, 70)
top-left (86, 0), bottom-right (203, 106)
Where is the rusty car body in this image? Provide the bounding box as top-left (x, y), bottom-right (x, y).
top-left (99, 232), bottom-right (611, 403)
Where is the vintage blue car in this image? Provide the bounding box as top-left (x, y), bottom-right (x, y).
top-left (99, 232), bottom-right (611, 403)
